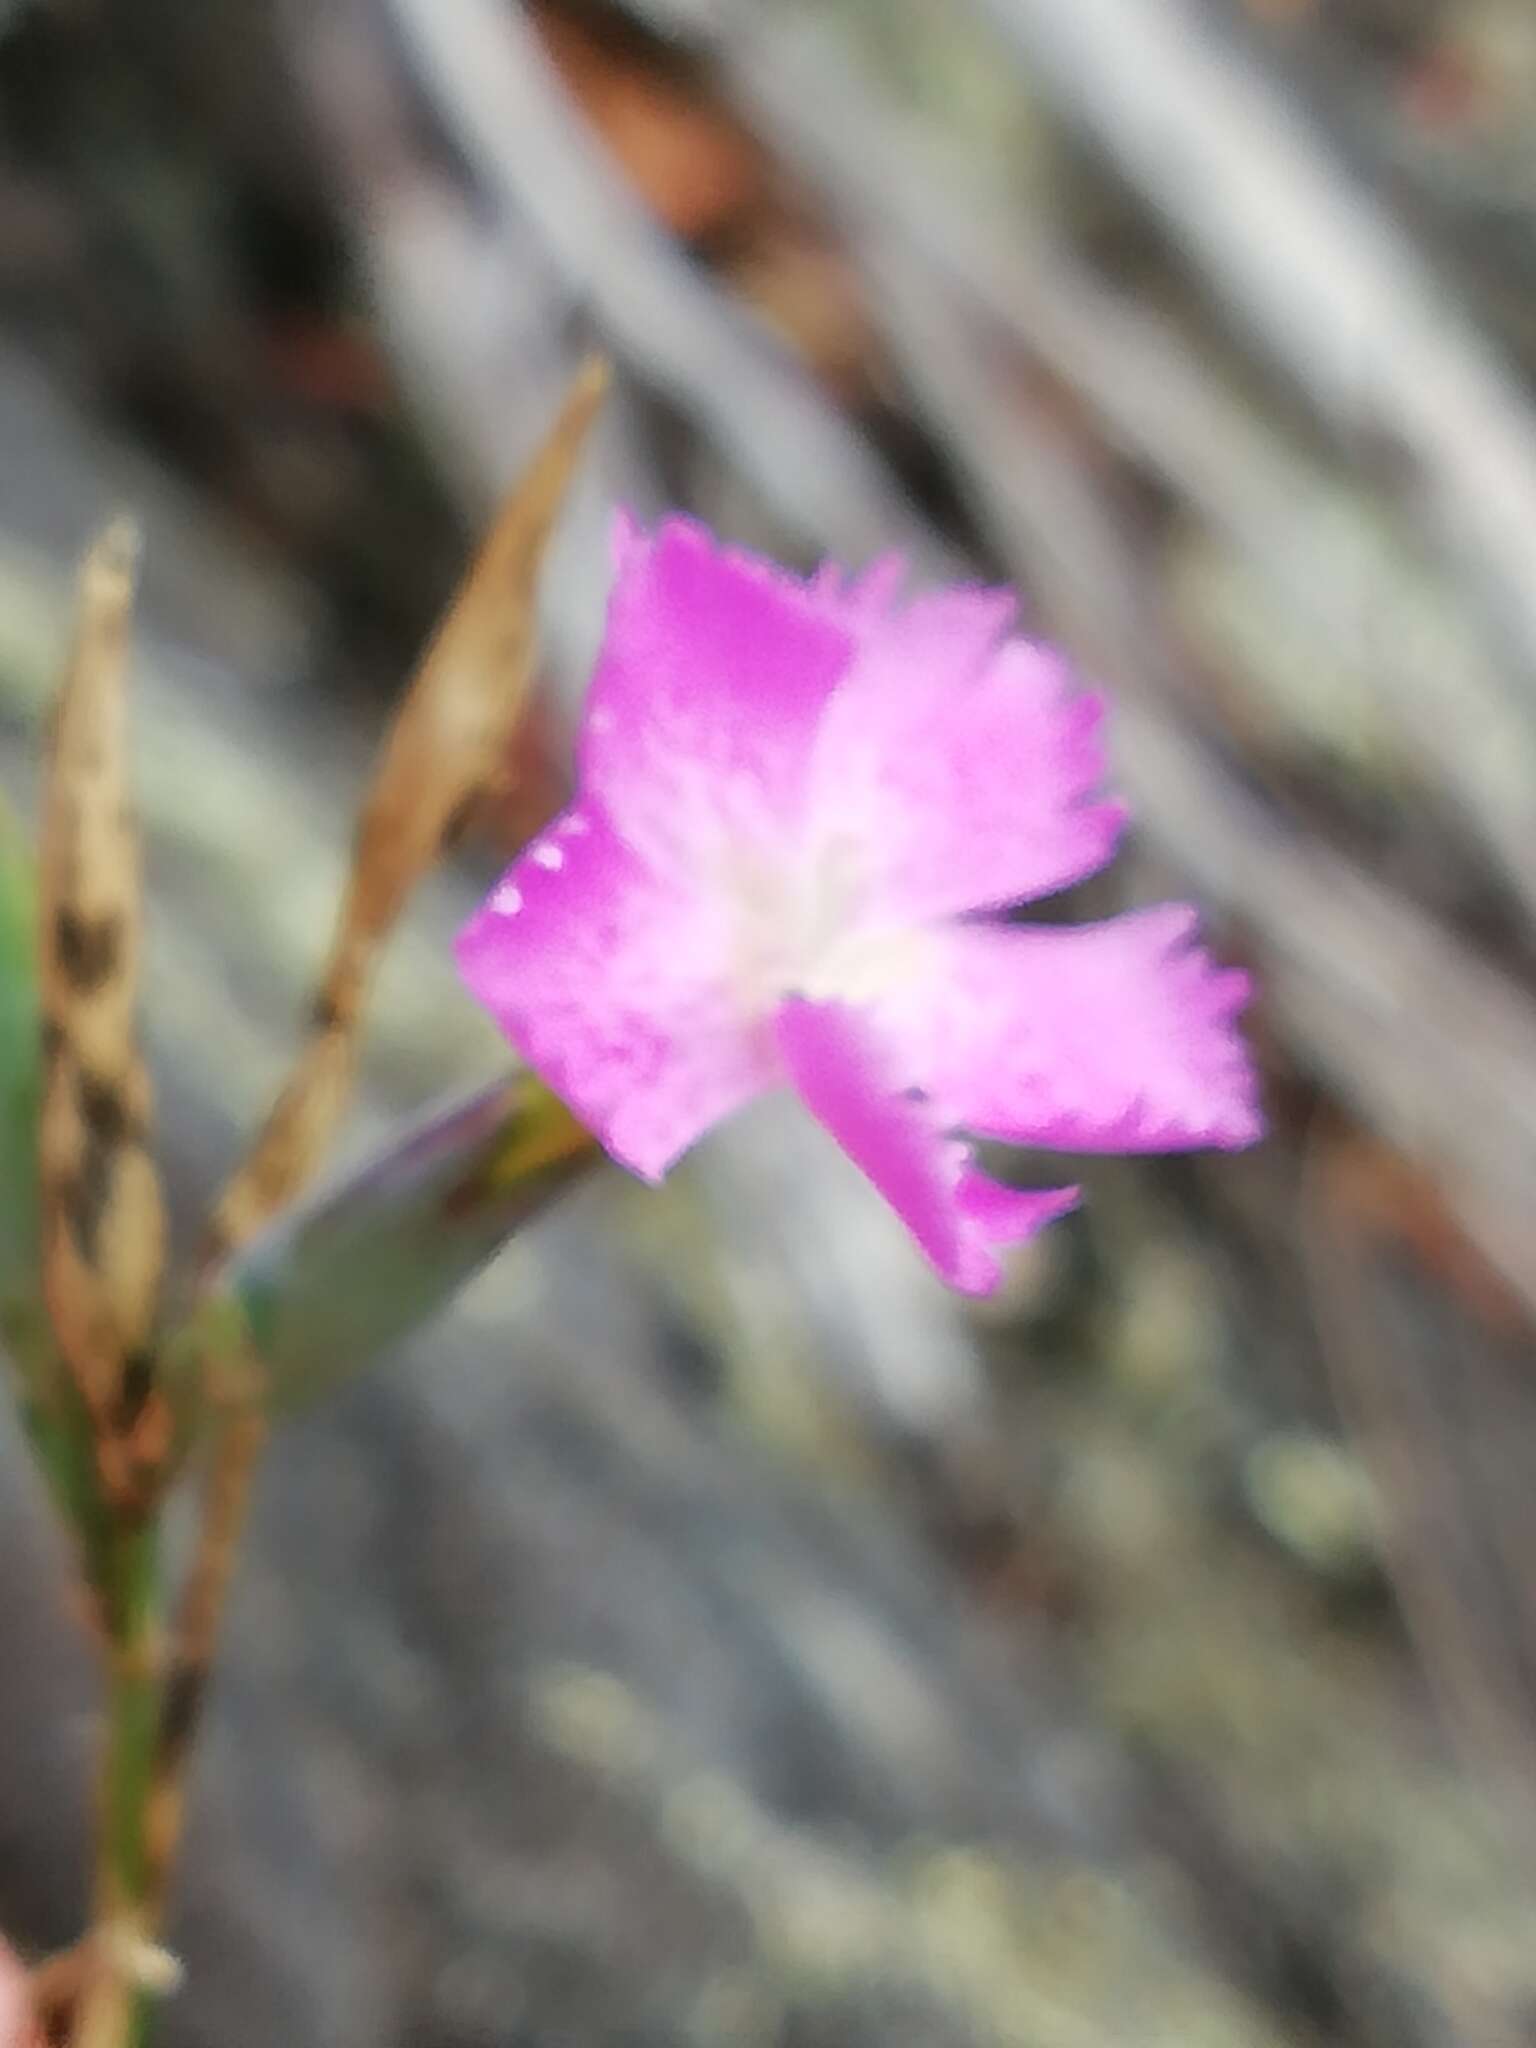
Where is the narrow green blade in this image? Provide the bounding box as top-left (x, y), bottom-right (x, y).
top-left (0, 795), bottom-right (113, 1588)
top-left (208, 1072), bottom-right (596, 1411)
top-left (0, 791), bottom-right (38, 1332)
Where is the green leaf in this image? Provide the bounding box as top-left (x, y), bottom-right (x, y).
top-left (199, 1072), bottom-right (596, 1412)
top-left (0, 790), bottom-right (38, 1332)
top-left (0, 795), bottom-right (116, 1596)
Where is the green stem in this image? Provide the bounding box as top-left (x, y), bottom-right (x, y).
top-left (72, 1516), bottom-right (164, 2048)
top-left (2, 1309), bottom-right (116, 1601)
top-left (4, 1315), bottom-right (168, 2044)
top-left (101, 1522), bottom-right (161, 1909)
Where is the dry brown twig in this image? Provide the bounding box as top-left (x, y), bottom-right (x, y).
top-left (136, 1341), bottom-right (267, 1935)
top-left (205, 354), bottom-right (609, 1264)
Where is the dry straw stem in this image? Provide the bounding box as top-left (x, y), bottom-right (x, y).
top-left (36, 521), bottom-right (168, 1500)
top-left (206, 354), bottom-right (609, 1261)
top-left (139, 1341), bottom-right (268, 1935)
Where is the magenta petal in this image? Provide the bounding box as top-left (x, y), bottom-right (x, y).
top-left (810, 550), bottom-right (909, 622)
top-left (957, 1170), bottom-right (1080, 1243)
top-left (608, 503), bottom-right (643, 573)
top-left (580, 517), bottom-right (855, 877)
top-left (454, 802), bottom-right (772, 1179)
top-left (878, 907), bottom-right (1262, 1153)
top-left (775, 996), bottom-right (1077, 1295)
top-left (807, 580), bottom-right (1124, 920)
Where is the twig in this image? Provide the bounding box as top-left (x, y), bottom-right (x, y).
top-left (139, 1348), bottom-right (269, 1936)
top-left (204, 356), bottom-right (607, 1263)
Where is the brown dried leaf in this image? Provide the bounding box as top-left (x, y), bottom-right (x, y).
top-left (207, 355), bottom-right (609, 1259)
top-left (36, 521), bottom-right (167, 1464)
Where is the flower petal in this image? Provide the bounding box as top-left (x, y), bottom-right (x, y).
top-left (878, 907), bottom-right (1262, 1152)
top-left (455, 803), bottom-right (772, 1179)
top-left (580, 517), bottom-right (855, 878)
top-left (808, 579), bottom-right (1124, 920)
top-left (956, 1167), bottom-right (1081, 1247)
top-left (810, 550), bottom-right (909, 621)
top-left (775, 996), bottom-right (1078, 1294)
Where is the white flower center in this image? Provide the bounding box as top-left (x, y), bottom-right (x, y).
top-left (724, 830), bottom-right (928, 1017)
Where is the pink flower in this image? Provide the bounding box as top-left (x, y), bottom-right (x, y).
top-left (456, 517), bottom-right (1261, 1294)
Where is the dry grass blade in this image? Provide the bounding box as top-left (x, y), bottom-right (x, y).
top-left (141, 1342), bottom-right (268, 1927)
top-left (37, 521), bottom-right (167, 1484)
top-left (206, 355), bottom-right (608, 1261)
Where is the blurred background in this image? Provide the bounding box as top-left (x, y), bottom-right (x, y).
top-left (3, 0), bottom-right (1536, 2041)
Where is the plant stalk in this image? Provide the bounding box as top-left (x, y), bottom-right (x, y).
top-left (70, 1518), bottom-right (164, 2048)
